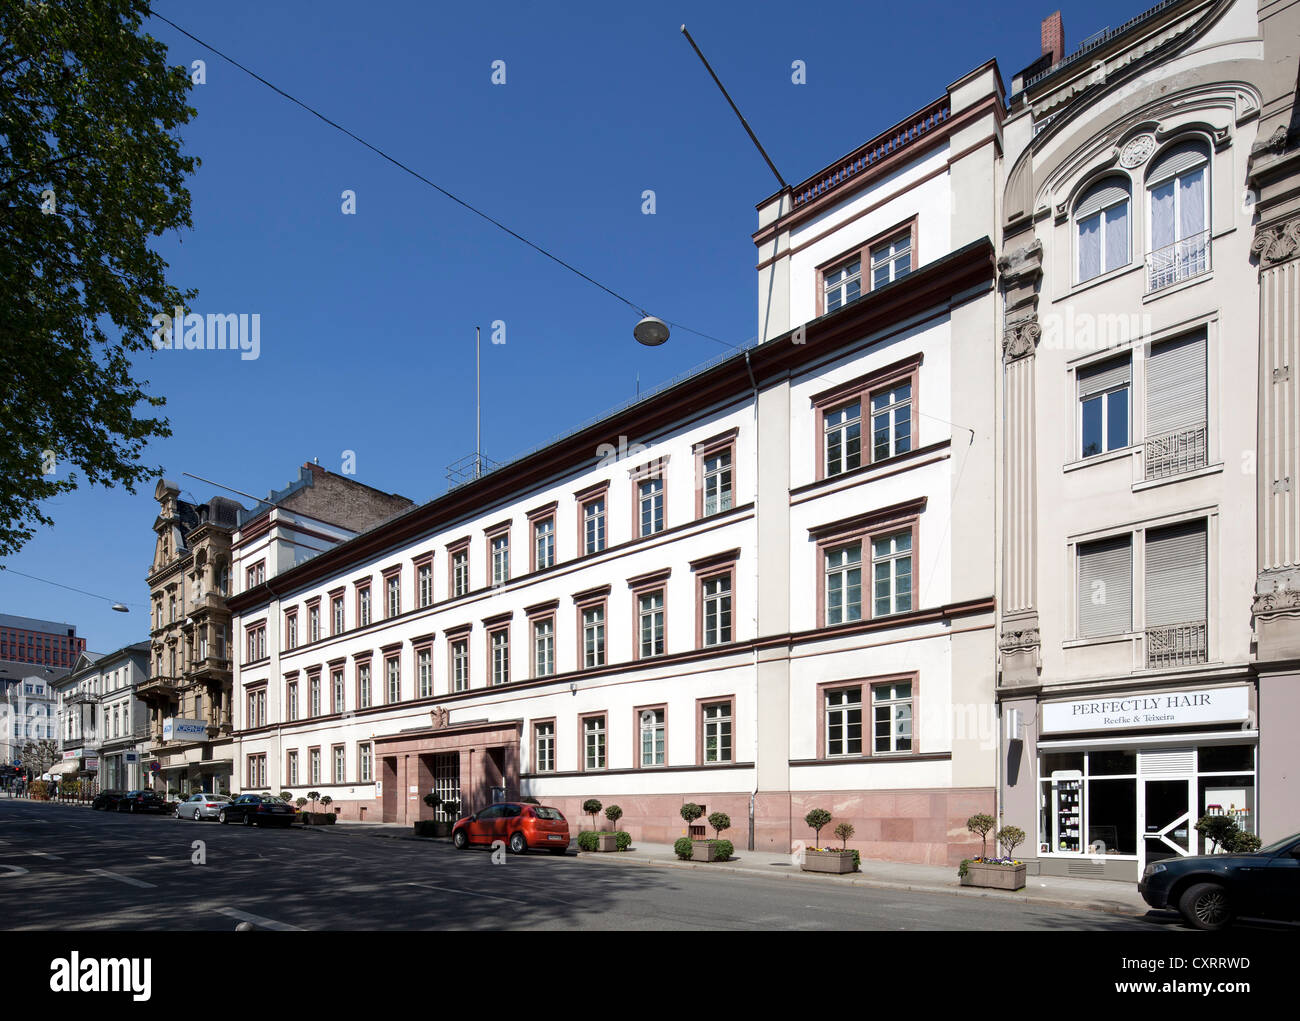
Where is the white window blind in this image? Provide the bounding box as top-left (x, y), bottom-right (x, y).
top-left (1145, 521), bottom-right (1206, 628)
top-left (1148, 141), bottom-right (1208, 184)
top-left (1076, 179), bottom-right (1130, 219)
top-left (1077, 536), bottom-right (1132, 637)
top-left (1146, 333), bottom-right (1206, 438)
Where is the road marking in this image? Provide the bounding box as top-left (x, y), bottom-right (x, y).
top-left (212, 907), bottom-right (303, 931)
top-left (405, 881), bottom-right (526, 905)
top-left (87, 868), bottom-right (156, 888)
top-left (0, 864), bottom-right (30, 876)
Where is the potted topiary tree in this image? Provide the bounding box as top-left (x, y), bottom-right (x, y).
top-left (581, 798), bottom-right (603, 850)
top-left (677, 802), bottom-right (714, 860)
top-left (801, 808), bottom-right (854, 873)
top-left (702, 811), bottom-right (734, 862)
top-left (959, 822), bottom-right (1027, 890)
top-left (599, 804), bottom-right (623, 852)
top-left (415, 793), bottom-right (444, 837)
top-left (318, 795), bottom-right (335, 823)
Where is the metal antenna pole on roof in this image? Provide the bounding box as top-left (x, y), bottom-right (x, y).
top-left (475, 326), bottom-right (482, 480)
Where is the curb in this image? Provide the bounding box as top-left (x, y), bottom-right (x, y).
top-left (574, 851), bottom-right (1146, 918)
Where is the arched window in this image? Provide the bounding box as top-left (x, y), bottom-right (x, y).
top-left (1075, 176), bottom-right (1131, 282)
top-left (1146, 140), bottom-right (1210, 290)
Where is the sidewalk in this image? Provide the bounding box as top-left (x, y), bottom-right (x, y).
top-left (306, 822), bottom-right (1148, 917)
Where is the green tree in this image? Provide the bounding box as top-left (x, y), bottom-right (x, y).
top-left (966, 813), bottom-right (997, 859)
top-left (707, 811), bottom-right (730, 839)
top-left (604, 804), bottom-right (623, 832)
top-left (834, 821), bottom-right (855, 848)
top-left (0, 0), bottom-right (199, 558)
top-left (582, 798), bottom-right (602, 831)
top-left (18, 739), bottom-right (59, 779)
top-left (804, 808), bottom-right (832, 846)
top-left (680, 802), bottom-right (704, 833)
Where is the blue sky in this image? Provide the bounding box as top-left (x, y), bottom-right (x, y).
top-left (2, 0), bottom-right (1148, 655)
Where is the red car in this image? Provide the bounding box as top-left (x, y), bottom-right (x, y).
top-left (452, 803), bottom-right (570, 855)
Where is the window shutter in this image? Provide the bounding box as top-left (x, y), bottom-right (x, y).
top-left (1146, 332), bottom-right (1206, 438)
top-left (1077, 536), bottom-right (1132, 637)
top-left (1145, 522), bottom-right (1206, 628)
top-left (1147, 141), bottom-right (1208, 184)
top-left (1078, 356), bottom-right (1130, 398)
top-left (1075, 178), bottom-right (1130, 220)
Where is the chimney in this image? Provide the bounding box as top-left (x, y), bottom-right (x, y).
top-left (1041, 11), bottom-right (1065, 65)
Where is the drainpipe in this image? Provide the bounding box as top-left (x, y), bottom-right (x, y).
top-left (744, 349), bottom-right (760, 853)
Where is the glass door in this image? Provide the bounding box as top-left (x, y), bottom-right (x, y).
top-left (1141, 778), bottom-right (1194, 868)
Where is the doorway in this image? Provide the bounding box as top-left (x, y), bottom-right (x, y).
top-left (1141, 777), bottom-right (1194, 869)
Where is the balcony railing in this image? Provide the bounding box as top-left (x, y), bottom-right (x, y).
top-left (1144, 423), bottom-right (1208, 481)
top-left (137, 676), bottom-right (179, 698)
top-left (1146, 230), bottom-right (1211, 292)
top-left (1146, 621), bottom-right (1207, 669)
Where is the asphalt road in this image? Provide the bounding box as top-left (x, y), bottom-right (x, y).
top-left (0, 798), bottom-right (1181, 931)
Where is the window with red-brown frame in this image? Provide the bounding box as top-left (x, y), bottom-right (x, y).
top-left (413, 637), bottom-right (434, 698)
top-left (383, 647), bottom-right (402, 703)
top-left (484, 613), bottom-right (511, 686)
top-left (329, 662), bottom-right (346, 714)
top-left (284, 608), bottom-right (298, 650)
top-left (244, 622), bottom-right (267, 663)
top-left (811, 498), bottom-right (923, 627)
top-left (574, 585), bottom-right (609, 668)
top-left (811, 354), bottom-right (922, 481)
top-left (630, 455), bottom-right (669, 538)
top-left (307, 670), bottom-right (321, 718)
top-left (286, 749), bottom-right (299, 786)
top-left (697, 696), bottom-right (734, 764)
top-left (527, 502), bottom-right (558, 572)
top-left (532, 718), bottom-right (557, 773)
top-left (245, 683), bottom-right (267, 728)
top-left (354, 653), bottom-right (372, 709)
top-left (628, 568), bottom-right (670, 661)
top-left (526, 600), bottom-right (558, 678)
top-left (575, 482), bottom-right (609, 556)
top-left (413, 553), bottom-right (434, 608)
top-left (330, 589), bottom-right (345, 636)
top-left (246, 753), bottom-right (267, 789)
top-left (815, 216), bottom-right (918, 316)
top-left (690, 550), bottom-right (738, 649)
top-left (285, 674), bottom-right (299, 722)
top-left (447, 537), bottom-right (471, 598)
top-left (445, 624), bottom-right (471, 692)
top-left (693, 429), bottom-right (737, 519)
top-left (634, 704), bottom-right (666, 767)
top-left (485, 521), bottom-right (511, 587)
top-left (815, 673), bottom-right (918, 760)
top-left (579, 711), bottom-right (607, 771)
top-left (245, 560), bottom-right (266, 590)
top-left (355, 580), bottom-right (372, 628)
top-left (382, 565), bottom-right (402, 619)
top-left (305, 599), bottom-right (321, 643)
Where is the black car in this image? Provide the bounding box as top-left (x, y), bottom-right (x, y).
top-left (1138, 831), bottom-right (1300, 929)
top-left (217, 794), bottom-right (296, 827)
top-left (91, 790), bottom-right (126, 811)
top-left (116, 790), bottom-right (169, 814)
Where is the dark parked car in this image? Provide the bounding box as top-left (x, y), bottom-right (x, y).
top-left (217, 794), bottom-right (295, 827)
top-left (92, 790), bottom-right (127, 811)
top-left (116, 790), bottom-right (169, 814)
top-left (1139, 831), bottom-right (1300, 929)
top-left (451, 802), bottom-right (570, 855)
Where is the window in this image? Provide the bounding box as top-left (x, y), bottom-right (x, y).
top-left (358, 586), bottom-right (372, 627)
top-left (417, 647), bottom-right (432, 698)
top-left (870, 382), bottom-right (912, 461)
top-left (638, 590), bottom-right (665, 658)
top-left (581, 604), bottom-right (606, 668)
top-left (1144, 521), bottom-right (1207, 668)
top-left (583, 497), bottom-right (606, 554)
top-left (1078, 356), bottom-right (1131, 457)
top-left (533, 617), bottom-right (555, 678)
top-left (385, 572), bottom-right (401, 618)
top-left (700, 445), bottom-right (734, 517)
top-left (826, 686), bottom-right (862, 757)
top-left (245, 561), bottom-right (265, 589)
top-left (490, 532), bottom-right (510, 586)
top-left (246, 688), bottom-right (266, 729)
top-left (870, 233), bottom-right (912, 288)
top-left (825, 543), bottom-right (863, 624)
top-left (331, 594), bottom-right (345, 636)
top-left (490, 627), bottom-right (510, 685)
top-left (823, 256), bottom-right (861, 312)
top-left (534, 516), bottom-right (555, 571)
top-left (331, 668), bottom-right (345, 713)
top-left (334, 746), bottom-right (346, 784)
top-left (824, 401), bottom-right (862, 476)
top-left (1075, 176), bottom-right (1131, 282)
top-left (245, 624), bottom-right (266, 663)
top-left (287, 680), bottom-right (299, 722)
top-left (1147, 141), bottom-right (1210, 291)
top-left (451, 546), bottom-right (469, 598)
top-left (417, 562), bottom-right (433, 608)
top-left (285, 611), bottom-right (298, 650)
top-left (702, 701), bottom-right (732, 763)
top-left (871, 531), bottom-right (913, 617)
top-left (308, 604), bottom-right (320, 643)
top-left (1077, 535), bottom-right (1133, 638)
top-left (309, 674), bottom-right (321, 717)
top-left (872, 680), bottom-right (913, 753)
top-left (583, 715), bottom-right (606, 770)
top-left (247, 754), bottom-right (267, 788)
top-left (309, 748), bottom-right (320, 785)
top-left (386, 657), bottom-right (400, 703)
top-left (701, 572), bottom-right (733, 647)
top-left (1145, 332), bottom-right (1207, 479)
top-left (534, 721), bottom-right (555, 773)
top-left (357, 661), bottom-right (371, 709)
top-left (451, 638), bottom-right (469, 692)
top-left (639, 707), bottom-right (665, 767)
top-left (287, 750), bottom-right (299, 786)
top-left (359, 743), bottom-right (373, 783)
top-left (638, 476), bottom-right (665, 536)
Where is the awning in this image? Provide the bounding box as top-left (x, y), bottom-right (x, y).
top-left (47, 760), bottom-right (80, 776)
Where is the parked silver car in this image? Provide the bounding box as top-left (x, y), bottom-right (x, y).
top-left (174, 793), bottom-right (232, 821)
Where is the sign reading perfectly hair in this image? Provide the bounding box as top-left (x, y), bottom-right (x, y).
top-left (1041, 685), bottom-right (1251, 734)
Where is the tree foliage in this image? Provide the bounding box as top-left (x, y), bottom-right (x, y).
top-left (18, 739), bottom-right (59, 777)
top-left (0, 0), bottom-right (198, 557)
top-left (966, 813), bottom-right (997, 858)
top-left (804, 807), bottom-right (832, 845)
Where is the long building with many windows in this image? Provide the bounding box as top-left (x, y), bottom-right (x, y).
top-left (226, 64), bottom-right (1005, 863)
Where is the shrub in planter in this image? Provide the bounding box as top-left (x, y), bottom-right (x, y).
top-left (615, 830), bottom-right (632, 851)
top-left (673, 837), bottom-right (694, 860)
top-left (320, 796), bottom-right (333, 813)
top-left (582, 799), bottom-right (603, 832)
top-left (679, 802), bottom-right (704, 837)
top-left (834, 822), bottom-right (855, 848)
top-left (307, 791), bottom-right (321, 813)
top-left (804, 808), bottom-right (832, 846)
top-left (423, 793), bottom-right (442, 813)
top-left (958, 824), bottom-right (1027, 890)
top-left (442, 801), bottom-right (461, 821)
top-left (413, 820), bottom-right (446, 837)
top-left (966, 813), bottom-right (996, 859)
top-left (295, 797), bottom-right (308, 812)
top-left (577, 831), bottom-right (600, 852)
top-left (707, 811), bottom-right (730, 839)
top-left (604, 804), bottom-right (623, 830)
top-left (712, 839), bottom-right (734, 861)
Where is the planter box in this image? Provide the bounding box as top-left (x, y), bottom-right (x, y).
top-left (691, 841), bottom-right (720, 862)
top-left (802, 849), bottom-right (855, 874)
top-left (413, 821), bottom-right (452, 838)
top-left (596, 833), bottom-right (618, 852)
top-left (960, 861), bottom-right (1026, 891)
top-left (299, 812), bottom-right (337, 826)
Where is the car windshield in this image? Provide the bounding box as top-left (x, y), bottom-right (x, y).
top-left (533, 807), bottom-right (564, 820)
top-left (1257, 832), bottom-right (1300, 855)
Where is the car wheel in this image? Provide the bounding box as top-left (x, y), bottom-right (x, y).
top-left (244, 812), bottom-right (254, 827)
top-left (193, 810), bottom-right (202, 822)
top-left (218, 810), bottom-right (228, 824)
top-left (452, 829), bottom-right (469, 850)
top-left (509, 831), bottom-right (528, 855)
top-left (130, 803), bottom-right (137, 814)
top-left (1179, 882), bottom-right (1232, 931)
